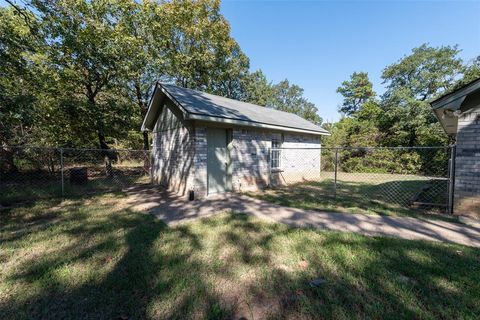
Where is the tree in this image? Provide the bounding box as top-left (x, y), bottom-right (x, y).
top-left (379, 44), bottom-right (462, 146)
top-left (33, 0), bottom-right (139, 149)
top-left (116, 0), bottom-right (161, 150)
top-left (155, 0), bottom-right (250, 99)
top-left (270, 80), bottom-right (322, 124)
top-left (240, 69), bottom-right (273, 106)
top-left (0, 7), bottom-right (41, 172)
top-left (336, 71), bottom-right (375, 116)
top-left (382, 44), bottom-right (464, 101)
top-left (1, 0), bottom-right (326, 156)
top-left (454, 55), bottom-right (480, 89)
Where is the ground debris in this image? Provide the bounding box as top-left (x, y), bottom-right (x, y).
top-left (309, 278), bottom-right (327, 287)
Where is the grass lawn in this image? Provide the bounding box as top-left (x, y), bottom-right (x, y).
top-left (1, 193), bottom-right (479, 319)
top-left (247, 174), bottom-right (452, 220)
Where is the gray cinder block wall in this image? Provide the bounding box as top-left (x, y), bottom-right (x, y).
top-left (151, 104), bottom-right (322, 197)
top-left (454, 107), bottom-right (480, 218)
top-left (151, 103), bottom-right (195, 196)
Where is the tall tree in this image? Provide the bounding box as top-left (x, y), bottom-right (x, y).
top-left (456, 55), bottom-right (480, 88)
top-left (336, 71), bottom-right (375, 116)
top-left (270, 80), bottom-right (322, 124)
top-left (240, 69), bottom-right (273, 106)
top-left (382, 44), bottom-right (464, 101)
top-left (31, 0), bottom-right (139, 151)
top-left (379, 44), bottom-right (463, 146)
top-left (0, 7), bottom-right (39, 148)
top-left (1, 7), bottom-right (32, 171)
top-left (155, 0), bottom-right (249, 99)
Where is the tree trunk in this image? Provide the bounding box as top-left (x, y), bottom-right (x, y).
top-left (98, 131), bottom-right (114, 178)
top-left (134, 82), bottom-right (150, 151)
top-left (134, 82), bottom-right (151, 175)
top-left (143, 131), bottom-right (149, 150)
top-left (1, 144), bottom-right (18, 174)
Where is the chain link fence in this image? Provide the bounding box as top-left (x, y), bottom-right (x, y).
top-left (1, 146), bottom-right (151, 205)
top-left (268, 146), bottom-right (454, 214)
top-left (2, 145), bottom-right (455, 215)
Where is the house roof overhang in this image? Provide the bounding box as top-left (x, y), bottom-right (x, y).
top-left (142, 82), bottom-right (330, 136)
top-left (430, 78), bottom-right (480, 136)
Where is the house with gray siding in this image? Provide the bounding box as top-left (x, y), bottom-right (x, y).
top-left (141, 82), bottom-right (329, 198)
top-left (431, 78), bottom-right (480, 218)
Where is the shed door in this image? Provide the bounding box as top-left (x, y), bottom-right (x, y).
top-left (207, 128), bottom-right (231, 194)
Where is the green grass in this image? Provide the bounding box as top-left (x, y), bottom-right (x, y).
top-left (247, 177), bottom-right (453, 220)
top-left (0, 174), bottom-right (149, 205)
top-left (1, 194), bottom-right (478, 319)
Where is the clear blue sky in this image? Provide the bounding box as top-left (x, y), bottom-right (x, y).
top-left (220, 0), bottom-right (480, 123)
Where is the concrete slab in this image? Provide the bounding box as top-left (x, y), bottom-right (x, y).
top-left (124, 185), bottom-right (480, 247)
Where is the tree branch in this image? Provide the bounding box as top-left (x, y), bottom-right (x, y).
top-left (4, 0), bottom-right (37, 34)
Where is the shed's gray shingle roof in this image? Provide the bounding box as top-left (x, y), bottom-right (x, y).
top-left (158, 83), bottom-right (329, 135)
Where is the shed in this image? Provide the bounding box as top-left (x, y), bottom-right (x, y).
top-left (142, 82), bottom-right (329, 198)
top-left (431, 78), bottom-right (480, 217)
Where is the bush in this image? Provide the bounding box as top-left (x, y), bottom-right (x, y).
top-left (340, 149), bottom-right (422, 174)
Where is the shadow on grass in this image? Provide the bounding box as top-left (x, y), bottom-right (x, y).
top-left (0, 175), bottom-right (148, 207)
top-left (0, 172), bottom-right (149, 206)
top-left (0, 198), bottom-right (231, 319)
top-left (1, 199), bottom-right (478, 319)
top-left (251, 178), bottom-right (451, 219)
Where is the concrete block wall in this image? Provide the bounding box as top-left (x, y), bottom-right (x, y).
top-left (152, 119), bottom-right (323, 197)
top-left (193, 126), bottom-right (208, 198)
top-left (151, 104), bottom-right (195, 196)
top-left (454, 107), bottom-right (480, 218)
top-left (230, 128), bottom-right (271, 192)
top-left (279, 133), bottom-right (322, 182)
top-left (230, 128), bottom-right (322, 191)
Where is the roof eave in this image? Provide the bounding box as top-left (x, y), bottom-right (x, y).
top-left (141, 82), bottom-right (189, 131)
top-left (141, 82), bottom-right (161, 132)
top-left (430, 78), bottom-right (480, 110)
top-left (187, 113), bottom-right (330, 136)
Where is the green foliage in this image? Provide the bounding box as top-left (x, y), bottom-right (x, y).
top-left (341, 149), bottom-right (422, 174)
top-left (337, 71), bottom-right (375, 116)
top-left (325, 44), bottom-right (476, 175)
top-left (240, 70), bottom-right (322, 124)
top-left (240, 69), bottom-right (273, 106)
top-left (377, 44), bottom-right (463, 147)
top-left (327, 43), bottom-right (472, 150)
top-left (269, 79), bottom-right (322, 124)
top-left (0, 7), bottom-right (40, 145)
top-left (0, 0), bottom-right (323, 151)
top-left (452, 55), bottom-right (480, 89)
top-left (382, 44), bottom-right (464, 101)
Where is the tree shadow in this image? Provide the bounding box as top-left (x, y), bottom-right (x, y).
top-left (253, 178), bottom-right (451, 219)
top-left (0, 201), bottom-right (230, 319)
top-left (2, 201), bottom-right (479, 319)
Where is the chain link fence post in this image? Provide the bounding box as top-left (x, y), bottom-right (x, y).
top-left (448, 144), bottom-right (456, 215)
top-left (60, 147), bottom-right (64, 199)
top-left (268, 147), bottom-right (272, 187)
top-left (334, 148), bottom-right (338, 198)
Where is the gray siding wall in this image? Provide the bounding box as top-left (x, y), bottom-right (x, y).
top-left (151, 101), bottom-right (195, 196)
top-left (454, 106), bottom-right (480, 218)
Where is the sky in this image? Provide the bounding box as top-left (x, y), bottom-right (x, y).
top-left (220, 0), bottom-right (480, 123)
